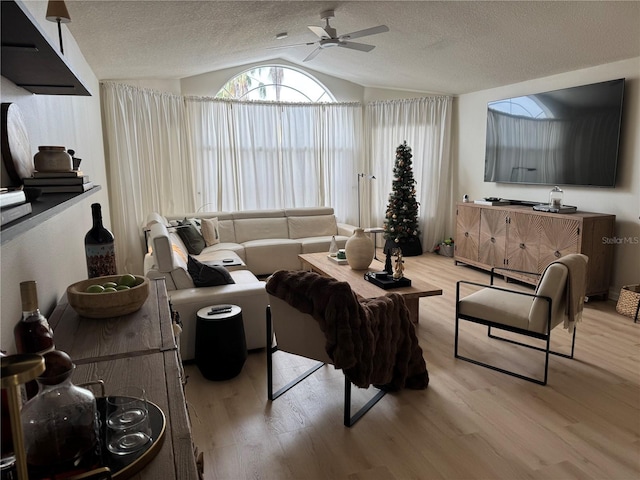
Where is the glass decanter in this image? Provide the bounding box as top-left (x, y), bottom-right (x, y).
top-left (20, 350), bottom-right (100, 479)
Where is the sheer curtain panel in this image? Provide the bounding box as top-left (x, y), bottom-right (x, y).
top-left (100, 82), bottom-right (196, 274)
top-left (184, 98), bottom-right (363, 224)
top-left (366, 96), bottom-right (453, 252)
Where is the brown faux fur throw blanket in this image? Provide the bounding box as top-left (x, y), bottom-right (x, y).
top-left (266, 270), bottom-right (429, 391)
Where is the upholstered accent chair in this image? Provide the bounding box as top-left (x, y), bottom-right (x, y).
top-left (265, 269), bottom-right (429, 426)
top-left (455, 254), bottom-right (588, 385)
top-left (266, 295), bottom-right (387, 427)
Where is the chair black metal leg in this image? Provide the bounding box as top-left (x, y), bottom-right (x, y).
top-left (455, 315), bottom-right (580, 385)
top-left (343, 376), bottom-right (386, 427)
top-left (487, 327), bottom-right (577, 359)
top-left (267, 307), bottom-right (325, 401)
top-left (454, 351), bottom-right (547, 385)
top-left (267, 306), bottom-right (385, 425)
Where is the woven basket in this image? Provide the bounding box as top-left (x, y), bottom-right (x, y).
top-left (616, 284), bottom-right (640, 322)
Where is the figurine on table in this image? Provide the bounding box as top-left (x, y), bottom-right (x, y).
top-left (393, 248), bottom-right (405, 280)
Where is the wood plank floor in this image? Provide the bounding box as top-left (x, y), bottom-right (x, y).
top-left (184, 252), bottom-right (640, 480)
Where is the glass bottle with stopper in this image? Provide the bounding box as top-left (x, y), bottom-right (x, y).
top-left (20, 350), bottom-right (100, 479)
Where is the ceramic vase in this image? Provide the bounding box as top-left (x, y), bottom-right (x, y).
top-left (34, 146), bottom-right (73, 172)
top-left (345, 228), bottom-right (374, 270)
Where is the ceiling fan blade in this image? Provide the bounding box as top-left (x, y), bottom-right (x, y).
top-left (308, 25), bottom-right (330, 39)
top-left (341, 25), bottom-right (389, 40)
top-left (339, 41), bottom-right (376, 53)
top-left (266, 42), bottom-right (316, 50)
top-left (303, 46), bottom-right (322, 62)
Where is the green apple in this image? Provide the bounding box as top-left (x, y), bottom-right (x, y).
top-left (85, 284), bottom-right (105, 294)
top-left (118, 274), bottom-right (137, 288)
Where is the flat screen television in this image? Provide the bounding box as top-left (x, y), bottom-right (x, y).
top-left (484, 78), bottom-right (625, 187)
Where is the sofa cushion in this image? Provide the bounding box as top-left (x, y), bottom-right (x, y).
top-left (285, 207), bottom-right (334, 217)
top-left (177, 218), bottom-right (205, 254)
top-left (200, 217), bottom-right (220, 246)
top-left (187, 256), bottom-right (235, 287)
top-left (299, 235), bottom-right (348, 254)
top-left (234, 217), bottom-right (289, 243)
top-left (243, 239), bottom-right (302, 275)
top-left (150, 223), bottom-right (189, 273)
top-left (169, 232), bottom-right (188, 265)
top-left (232, 209), bottom-right (285, 220)
top-left (288, 215), bottom-right (337, 239)
top-left (217, 219), bottom-right (236, 243)
top-left (146, 212), bottom-right (168, 227)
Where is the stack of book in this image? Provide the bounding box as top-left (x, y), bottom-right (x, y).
top-left (22, 171), bottom-right (93, 193)
top-left (1, 189), bottom-right (32, 226)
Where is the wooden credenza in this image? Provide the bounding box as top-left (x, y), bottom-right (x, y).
top-left (454, 203), bottom-right (616, 298)
top-left (48, 278), bottom-right (199, 480)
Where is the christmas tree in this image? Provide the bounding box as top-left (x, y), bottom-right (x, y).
top-left (383, 141), bottom-right (423, 256)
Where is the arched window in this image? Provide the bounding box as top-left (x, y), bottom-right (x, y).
top-left (216, 65), bottom-right (335, 102)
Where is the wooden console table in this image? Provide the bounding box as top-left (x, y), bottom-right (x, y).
top-left (48, 278), bottom-right (199, 480)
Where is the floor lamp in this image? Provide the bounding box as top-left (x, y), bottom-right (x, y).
top-left (356, 173), bottom-right (376, 228)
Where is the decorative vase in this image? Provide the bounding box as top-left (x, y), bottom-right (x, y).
top-left (345, 228), bottom-right (374, 270)
top-left (328, 235), bottom-right (338, 257)
top-left (33, 146), bottom-right (73, 172)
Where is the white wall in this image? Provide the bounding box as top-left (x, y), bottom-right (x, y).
top-left (455, 57), bottom-right (640, 299)
top-left (0, 1), bottom-right (110, 353)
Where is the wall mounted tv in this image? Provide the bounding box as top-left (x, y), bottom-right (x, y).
top-left (484, 78), bottom-right (625, 187)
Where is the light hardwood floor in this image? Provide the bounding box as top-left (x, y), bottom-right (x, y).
top-left (184, 252), bottom-right (640, 480)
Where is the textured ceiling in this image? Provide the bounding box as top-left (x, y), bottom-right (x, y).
top-left (65, 1), bottom-right (640, 94)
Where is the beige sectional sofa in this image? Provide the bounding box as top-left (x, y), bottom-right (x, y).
top-left (143, 207), bottom-right (356, 362)
top-left (160, 207), bottom-right (355, 275)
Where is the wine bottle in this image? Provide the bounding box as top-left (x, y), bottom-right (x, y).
top-left (85, 203), bottom-right (116, 278)
top-left (14, 281), bottom-right (55, 355)
top-left (14, 281), bottom-right (55, 399)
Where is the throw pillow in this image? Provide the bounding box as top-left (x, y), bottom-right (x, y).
top-left (201, 217), bottom-right (220, 247)
top-left (188, 217), bottom-right (202, 234)
top-left (176, 218), bottom-right (205, 255)
top-left (187, 256), bottom-right (235, 287)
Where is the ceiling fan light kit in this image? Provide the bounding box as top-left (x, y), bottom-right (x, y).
top-left (273, 9), bottom-right (389, 62)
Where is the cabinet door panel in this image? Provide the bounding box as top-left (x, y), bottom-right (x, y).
top-left (479, 209), bottom-right (507, 267)
top-left (455, 205), bottom-right (480, 262)
top-left (506, 213), bottom-right (540, 272)
top-left (538, 217), bottom-right (581, 270)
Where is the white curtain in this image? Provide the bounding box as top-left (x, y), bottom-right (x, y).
top-left (365, 96), bottom-right (453, 252)
top-left (184, 98), bottom-right (363, 224)
top-left (100, 82), bottom-right (452, 273)
top-left (100, 82), bottom-right (196, 274)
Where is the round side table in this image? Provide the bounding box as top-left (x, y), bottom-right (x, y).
top-left (195, 305), bottom-right (247, 380)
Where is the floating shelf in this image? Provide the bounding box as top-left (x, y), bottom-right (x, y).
top-left (1, 0), bottom-right (91, 96)
top-left (1, 185), bottom-right (101, 245)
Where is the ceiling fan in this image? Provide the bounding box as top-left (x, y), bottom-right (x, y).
top-left (272, 10), bottom-right (389, 62)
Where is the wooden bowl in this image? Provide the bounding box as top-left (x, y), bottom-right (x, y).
top-left (67, 275), bottom-right (150, 319)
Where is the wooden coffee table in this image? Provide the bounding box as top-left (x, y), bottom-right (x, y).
top-left (298, 252), bottom-right (442, 324)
